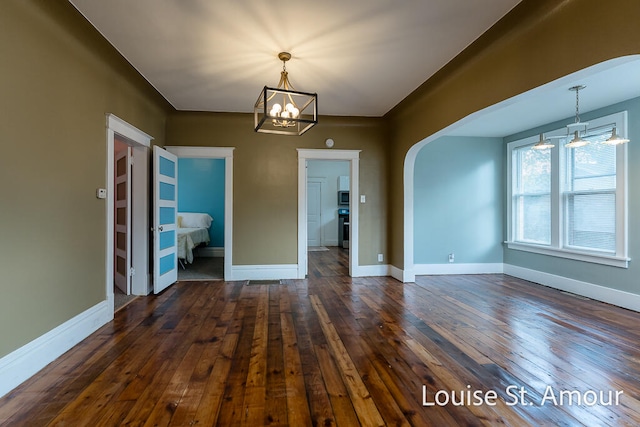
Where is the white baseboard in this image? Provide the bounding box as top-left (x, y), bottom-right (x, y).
top-left (390, 265), bottom-right (415, 283)
top-left (504, 264), bottom-right (640, 312)
top-left (197, 247), bottom-right (224, 258)
top-left (231, 264), bottom-right (299, 281)
top-left (353, 264), bottom-right (390, 277)
top-left (0, 301), bottom-right (112, 398)
top-left (415, 263), bottom-right (504, 275)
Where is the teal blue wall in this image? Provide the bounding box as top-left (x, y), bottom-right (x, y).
top-left (504, 96), bottom-right (640, 295)
top-left (177, 158), bottom-right (225, 247)
top-left (413, 136), bottom-right (505, 264)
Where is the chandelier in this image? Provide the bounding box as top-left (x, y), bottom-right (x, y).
top-left (254, 52), bottom-right (318, 136)
top-left (533, 85), bottom-right (631, 150)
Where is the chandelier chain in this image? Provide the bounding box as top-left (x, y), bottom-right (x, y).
top-left (575, 86), bottom-right (580, 123)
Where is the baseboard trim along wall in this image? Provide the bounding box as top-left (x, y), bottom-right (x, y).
top-left (414, 263), bottom-right (504, 275)
top-left (504, 264), bottom-right (640, 313)
top-left (0, 300), bottom-right (112, 399)
top-left (390, 265), bottom-right (415, 283)
top-left (197, 247), bottom-right (224, 258)
top-left (353, 264), bottom-right (391, 277)
top-left (231, 264), bottom-right (299, 281)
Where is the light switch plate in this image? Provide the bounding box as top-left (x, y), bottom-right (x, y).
top-left (96, 188), bottom-right (107, 199)
top-left (360, 195), bottom-right (366, 203)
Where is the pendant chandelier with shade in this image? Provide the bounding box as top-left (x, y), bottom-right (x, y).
top-left (254, 52), bottom-right (318, 136)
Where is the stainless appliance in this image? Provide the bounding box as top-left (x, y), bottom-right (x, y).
top-left (338, 191), bottom-right (349, 206)
top-left (338, 208), bottom-right (349, 248)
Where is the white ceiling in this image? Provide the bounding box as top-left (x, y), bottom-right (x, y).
top-left (68, 0), bottom-right (522, 117)
top-left (449, 57), bottom-right (640, 137)
top-left (69, 0), bottom-right (640, 138)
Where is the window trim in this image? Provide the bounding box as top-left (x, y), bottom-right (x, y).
top-left (506, 111), bottom-right (630, 268)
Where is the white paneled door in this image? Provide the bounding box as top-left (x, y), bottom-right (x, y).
top-left (153, 146), bottom-right (178, 294)
top-left (114, 147), bottom-right (131, 295)
top-left (307, 181), bottom-right (322, 247)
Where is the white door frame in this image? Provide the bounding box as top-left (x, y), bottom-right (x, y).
top-left (106, 114), bottom-right (153, 313)
top-left (297, 149), bottom-right (361, 278)
top-left (165, 146), bottom-right (235, 280)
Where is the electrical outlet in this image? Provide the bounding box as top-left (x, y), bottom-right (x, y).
top-left (378, 253), bottom-right (384, 262)
top-left (448, 253), bottom-right (455, 263)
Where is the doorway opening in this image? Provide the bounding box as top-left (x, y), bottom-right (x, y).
top-left (113, 137), bottom-right (137, 310)
top-left (307, 160), bottom-right (351, 248)
top-left (176, 157), bottom-right (225, 281)
top-left (297, 149), bottom-right (361, 278)
top-left (106, 114), bottom-right (153, 315)
top-left (165, 146), bottom-right (234, 281)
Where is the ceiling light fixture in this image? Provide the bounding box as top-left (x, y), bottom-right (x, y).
top-left (564, 85), bottom-right (590, 148)
top-left (560, 85), bottom-right (630, 148)
top-left (532, 133), bottom-right (555, 150)
top-left (254, 52), bottom-right (318, 136)
top-left (603, 127), bottom-right (630, 145)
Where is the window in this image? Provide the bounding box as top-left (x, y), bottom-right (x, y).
top-left (564, 127), bottom-right (617, 252)
top-left (507, 111), bottom-right (629, 268)
top-left (513, 144), bottom-right (551, 245)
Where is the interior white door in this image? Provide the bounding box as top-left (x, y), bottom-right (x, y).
top-left (114, 146), bottom-right (131, 295)
top-left (307, 181), bottom-right (322, 247)
top-left (153, 146), bottom-right (178, 294)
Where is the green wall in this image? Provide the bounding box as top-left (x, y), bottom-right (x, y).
top-left (165, 113), bottom-right (388, 267)
top-left (0, 1), bottom-right (171, 358)
top-left (413, 136), bottom-right (504, 264)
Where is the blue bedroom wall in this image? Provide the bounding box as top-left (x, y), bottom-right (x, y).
top-left (177, 158), bottom-right (225, 247)
top-left (504, 96), bottom-right (640, 295)
top-left (413, 136), bottom-right (505, 264)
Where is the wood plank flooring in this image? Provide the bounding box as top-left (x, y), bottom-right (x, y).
top-left (2, 247), bottom-right (640, 426)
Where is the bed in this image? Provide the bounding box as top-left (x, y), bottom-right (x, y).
top-left (177, 212), bottom-right (213, 265)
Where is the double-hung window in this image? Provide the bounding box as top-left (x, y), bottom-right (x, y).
top-left (507, 111), bottom-right (629, 268)
top-left (512, 143), bottom-right (551, 245)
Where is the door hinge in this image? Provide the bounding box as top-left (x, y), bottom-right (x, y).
top-left (129, 155), bottom-right (135, 166)
top-left (129, 267), bottom-right (136, 277)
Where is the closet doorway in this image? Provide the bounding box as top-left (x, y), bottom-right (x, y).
top-left (106, 114), bottom-right (152, 314)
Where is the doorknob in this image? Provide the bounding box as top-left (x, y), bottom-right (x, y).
top-left (158, 225), bottom-right (163, 232)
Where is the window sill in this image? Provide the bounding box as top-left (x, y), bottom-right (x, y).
top-left (505, 241), bottom-right (630, 268)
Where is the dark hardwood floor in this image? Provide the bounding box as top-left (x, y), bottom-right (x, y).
top-left (1, 247), bottom-right (640, 426)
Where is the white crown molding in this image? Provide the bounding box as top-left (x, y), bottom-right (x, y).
top-left (164, 146), bottom-right (234, 158)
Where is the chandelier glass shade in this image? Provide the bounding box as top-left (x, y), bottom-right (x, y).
top-left (603, 127), bottom-right (630, 145)
top-left (254, 52), bottom-right (318, 136)
top-left (532, 133), bottom-right (555, 150)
